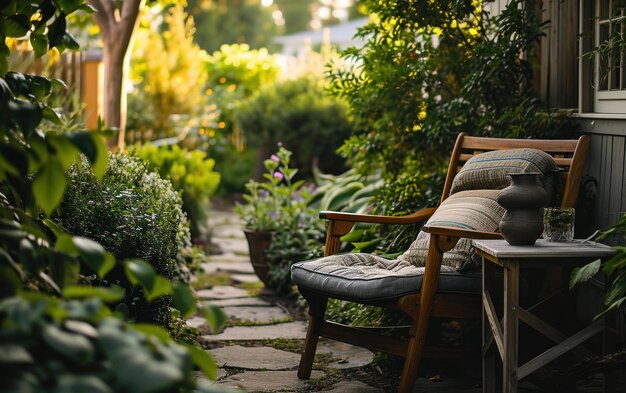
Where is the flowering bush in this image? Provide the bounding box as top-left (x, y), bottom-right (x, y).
top-left (236, 146), bottom-right (325, 292)
top-left (236, 146), bottom-right (316, 232)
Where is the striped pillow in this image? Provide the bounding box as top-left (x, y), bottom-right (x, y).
top-left (450, 148), bottom-right (559, 195)
top-left (398, 189), bottom-right (505, 270)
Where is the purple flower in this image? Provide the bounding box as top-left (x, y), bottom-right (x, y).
top-left (268, 211), bottom-right (279, 220)
top-left (271, 154), bottom-right (280, 162)
top-left (277, 142), bottom-right (283, 147)
top-left (259, 190), bottom-right (270, 198)
top-left (273, 172), bottom-right (284, 180)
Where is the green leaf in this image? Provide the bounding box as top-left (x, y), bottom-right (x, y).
top-left (49, 254), bottom-right (80, 289)
top-left (73, 236), bottom-right (115, 277)
top-left (129, 323), bottom-right (171, 343)
top-left (0, 42), bottom-right (8, 76)
top-left (30, 33), bottom-right (49, 58)
top-left (90, 133), bottom-right (108, 179)
top-left (42, 324), bottom-right (94, 363)
top-left (2, 15), bottom-right (29, 37)
top-left (200, 306), bottom-right (227, 333)
top-left (47, 133), bottom-right (79, 169)
top-left (47, 13), bottom-right (67, 47)
top-left (182, 343), bottom-right (217, 380)
top-left (125, 259), bottom-right (156, 291)
top-left (63, 285), bottom-right (125, 303)
top-left (569, 259), bottom-right (601, 289)
top-left (33, 160), bottom-right (66, 216)
top-left (0, 266), bottom-right (21, 298)
top-left (0, 344), bottom-right (33, 364)
top-left (56, 0), bottom-right (84, 13)
top-left (43, 106), bottom-right (63, 124)
top-left (171, 282), bottom-right (195, 318)
top-left (145, 276), bottom-right (172, 302)
top-left (8, 99), bottom-right (42, 137)
top-left (55, 234), bottom-right (79, 256)
top-left (52, 375), bottom-right (112, 393)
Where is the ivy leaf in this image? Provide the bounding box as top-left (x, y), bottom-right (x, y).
top-left (49, 253), bottom-right (80, 289)
top-left (33, 160), bottom-right (66, 216)
top-left (125, 259), bottom-right (156, 291)
top-left (144, 276), bottom-right (172, 302)
top-left (171, 282), bottom-right (195, 318)
top-left (200, 306), bottom-right (227, 333)
top-left (73, 236), bottom-right (115, 278)
top-left (42, 324), bottom-right (94, 363)
top-left (90, 133), bottom-right (108, 179)
top-left (51, 375), bottom-right (112, 393)
top-left (63, 285), bottom-right (125, 303)
top-left (30, 33), bottom-right (49, 58)
top-left (129, 323), bottom-right (171, 343)
top-left (182, 343), bottom-right (217, 381)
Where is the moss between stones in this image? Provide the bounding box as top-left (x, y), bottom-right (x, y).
top-left (237, 281), bottom-right (264, 297)
top-left (227, 316), bottom-right (293, 327)
top-left (191, 272), bottom-right (233, 290)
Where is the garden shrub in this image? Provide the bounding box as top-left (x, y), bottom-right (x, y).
top-left (328, 0), bottom-right (573, 253)
top-left (234, 76), bottom-right (359, 178)
top-left (129, 4), bottom-right (209, 140)
top-left (133, 143), bottom-right (221, 241)
top-left (0, 294), bottom-right (221, 393)
top-left (0, 1), bottom-right (224, 389)
top-left (58, 152), bottom-right (191, 327)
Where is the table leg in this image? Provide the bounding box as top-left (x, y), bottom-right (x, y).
top-left (483, 257), bottom-right (498, 393)
top-left (503, 262), bottom-right (520, 393)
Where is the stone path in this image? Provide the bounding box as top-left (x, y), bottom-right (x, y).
top-left (188, 209), bottom-right (509, 392)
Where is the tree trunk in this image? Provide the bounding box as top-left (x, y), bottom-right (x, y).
top-left (89, 0), bottom-right (144, 149)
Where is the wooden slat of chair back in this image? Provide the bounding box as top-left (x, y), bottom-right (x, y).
top-left (441, 132), bottom-right (591, 209)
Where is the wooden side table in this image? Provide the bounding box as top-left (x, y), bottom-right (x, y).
top-left (472, 239), bottom-right (616, 393)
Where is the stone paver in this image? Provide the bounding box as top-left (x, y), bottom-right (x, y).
top-left (213, 238), bottom-right (250, 255)
top-left (200, 321), bottom-right (308, 342)
top-left (231, 273), bottom-right (260, 283)
top-left (222, 306), bottom-right (291, 324)
top-left (317, 340), bottom-right (374, 370)
top-left (217, 370), bottom-right (325, 392)
top-left (210, 345), bottom-right (301, 370)
top-left (197, 209), bottom-right (488, 392)
top-left (200, 297), bottom-right (272, 307)
top-left (202, 261), bottom-right (254, 274)
top-left (197, 286), bottom-right (250, 300)
top-left (323, 381), bottom-right (383, 393)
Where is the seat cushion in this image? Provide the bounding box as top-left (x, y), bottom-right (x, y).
top-left (450, 148), bottom-right (559, 195)
top-left (291, 253), bottom-right (481, 302)
top-left (398, 189), bottom-right (505, 270)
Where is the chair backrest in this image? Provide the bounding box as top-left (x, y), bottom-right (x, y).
top-left (441, 133), bottom-right (591, 208)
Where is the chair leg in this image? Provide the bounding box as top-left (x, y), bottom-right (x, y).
top-left (297, 289), bottom-right (328, 379)
top-left (398, 233), bottom-right (451, 393)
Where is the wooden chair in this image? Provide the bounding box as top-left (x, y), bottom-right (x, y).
top-left (292, 132), bottom-right (591, 393)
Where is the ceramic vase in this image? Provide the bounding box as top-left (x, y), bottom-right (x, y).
top-left (243, 228), bottom-right (272, 285)
top-left (497, 173), bottom-right (549, 245)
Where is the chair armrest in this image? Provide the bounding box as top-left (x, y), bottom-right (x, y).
top-left (422, 225), bottom-right (503, 239)
top-left (320, 207), bottom-right (437, 224)
top-left (320, 207), bottom-right (437, 256)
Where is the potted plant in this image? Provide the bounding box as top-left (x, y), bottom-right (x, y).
top-left (236, 146), bottom-right (322, 286)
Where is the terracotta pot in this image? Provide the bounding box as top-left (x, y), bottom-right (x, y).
top-left (243, 228), bottom-right (272, 285)
top-left (497, 173), bottom-right (549, 245)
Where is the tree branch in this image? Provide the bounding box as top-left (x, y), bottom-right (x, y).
top-left (118, 0), bottom-right (144, 50)
top-left (87, 0), bottom-right (113, 37)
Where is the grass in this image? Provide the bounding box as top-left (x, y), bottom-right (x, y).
top-left (227, 316), bottom-right (293, 327)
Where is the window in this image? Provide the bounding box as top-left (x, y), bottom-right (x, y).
top-left (594, 0), bottom-right (626, 113)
